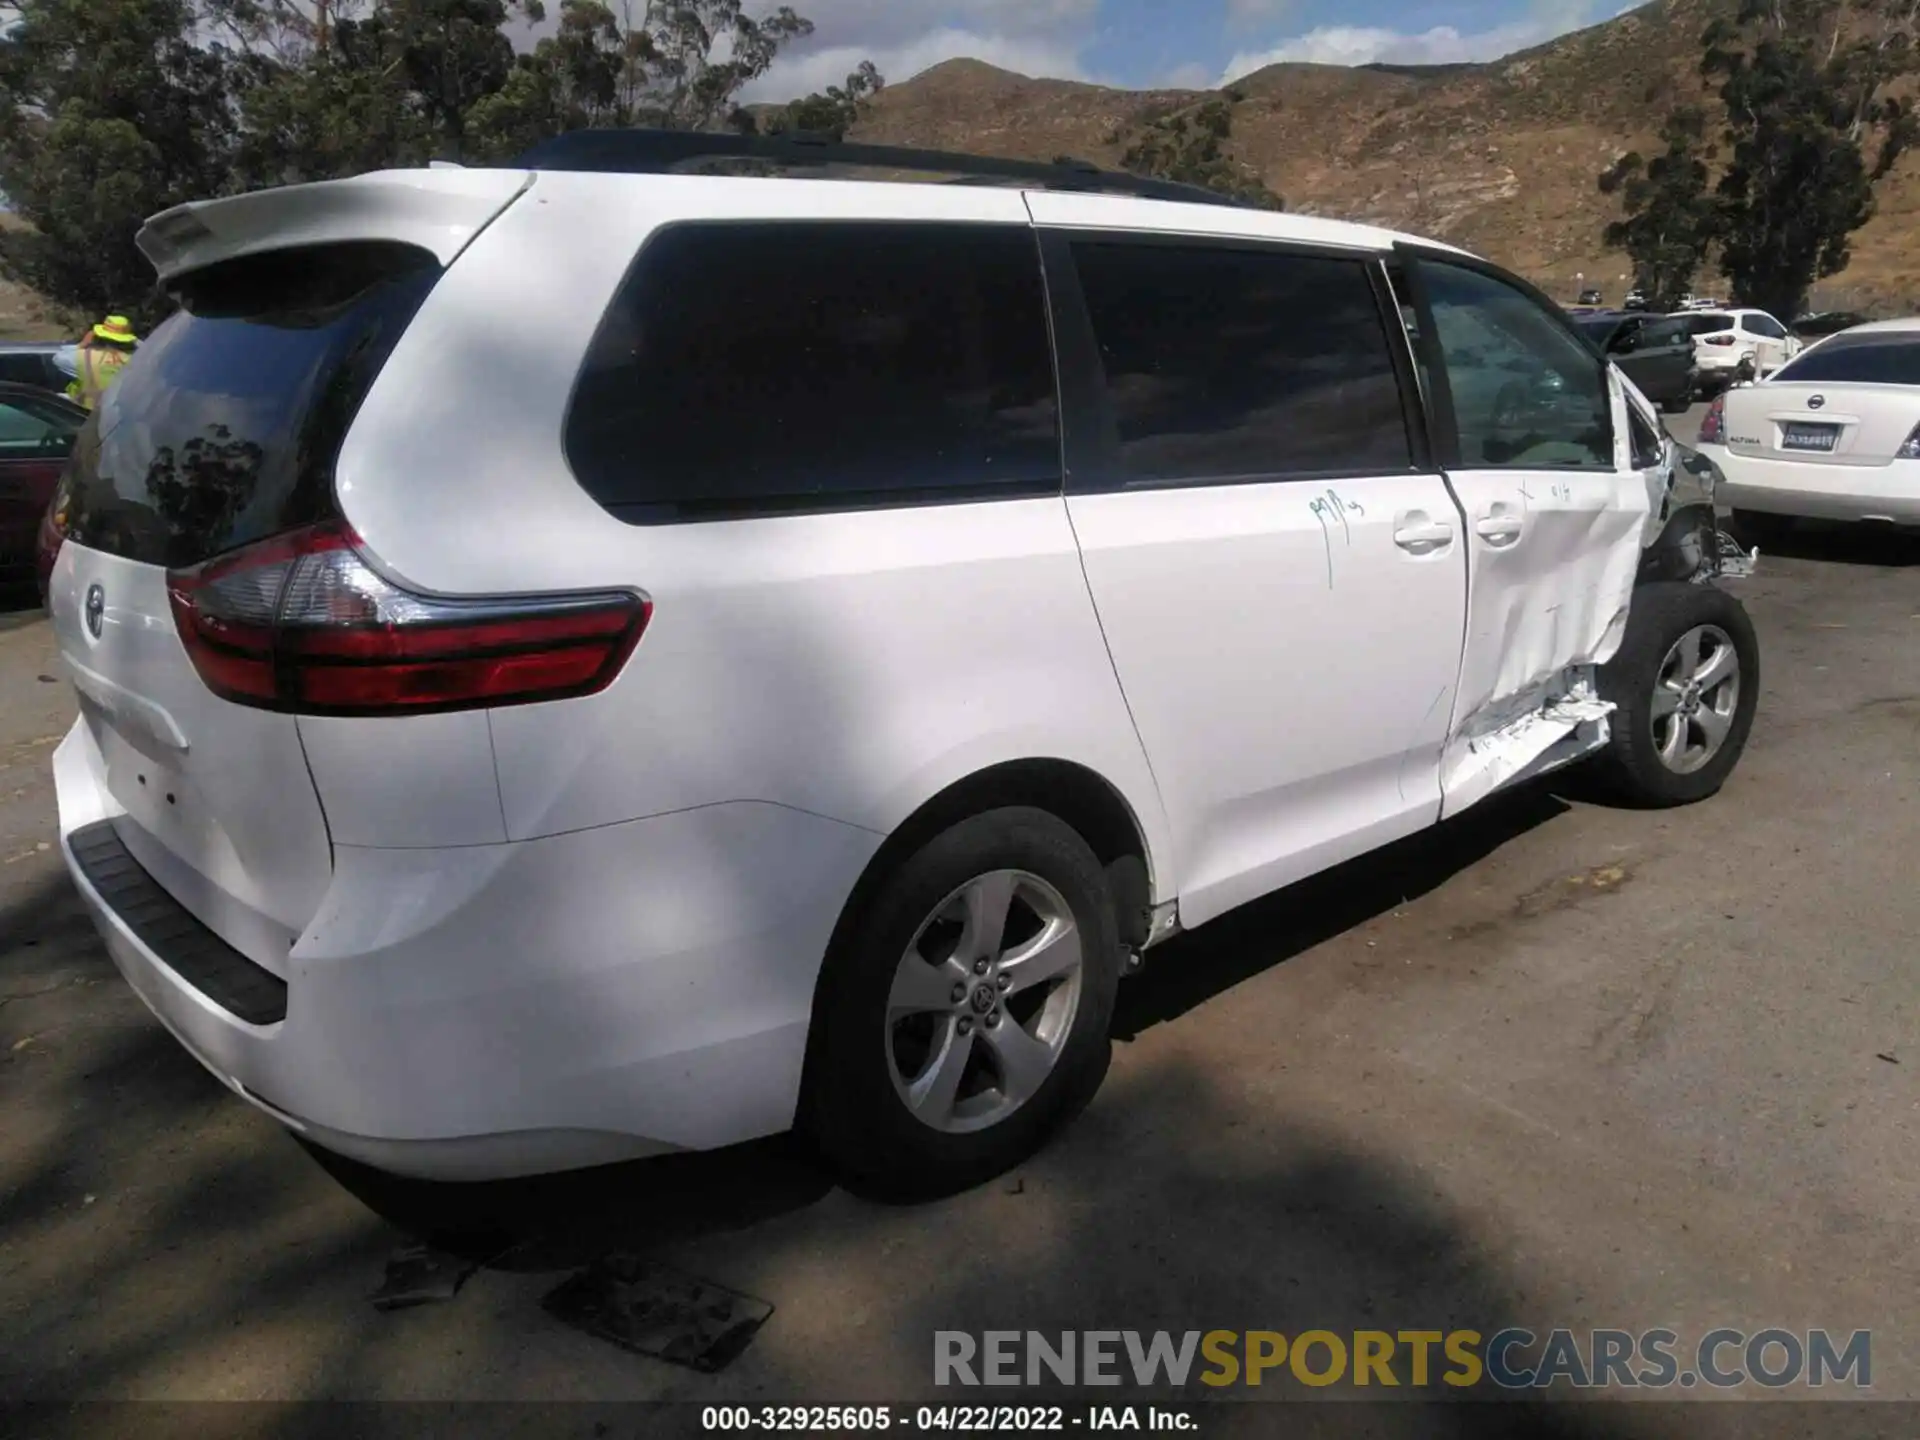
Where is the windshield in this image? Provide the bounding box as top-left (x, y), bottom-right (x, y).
top-left (1774, 335), bottom-right (1920, 386)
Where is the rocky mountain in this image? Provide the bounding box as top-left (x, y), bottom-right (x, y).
top-left (5, 0), bottom-right (1915, 339)
top-left (850, 0), bottom-right (1920, 312)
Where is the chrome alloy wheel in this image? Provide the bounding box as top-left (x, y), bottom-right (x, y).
top-left (1652, 623), bottom-right (1741, 775)
top-left (885, 869), bottom-right (1084, 1134)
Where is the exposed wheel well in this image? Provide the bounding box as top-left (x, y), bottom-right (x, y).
top-left (825, 760), bottom-right (1155, 973)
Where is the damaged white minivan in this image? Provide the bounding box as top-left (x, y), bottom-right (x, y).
top-left (46, 133), bottom-right (1759, 1199)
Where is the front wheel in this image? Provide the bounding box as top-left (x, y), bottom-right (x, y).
top-left (1589, 582), bottom-right (1760, 808)
top-left (802, 807), bottom-right (1121, 1200)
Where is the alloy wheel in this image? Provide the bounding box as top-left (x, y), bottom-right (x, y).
top-left (1651, 623), bottom-right (1741, 775)
top-left (885, 869), bottom-right (1084, 1134)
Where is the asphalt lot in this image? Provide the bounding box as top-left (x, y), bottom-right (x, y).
top-left (3, 419), bottom-right (1919, 1431)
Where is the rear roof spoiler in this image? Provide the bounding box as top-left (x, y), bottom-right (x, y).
top-left (137, 168), bottom-right (535, 284)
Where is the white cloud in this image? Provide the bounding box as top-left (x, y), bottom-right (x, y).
top-left (1158, 61), bottom-right (1216, 90)
top-left (744, 27), bottom-right (1089, 99)
top-left (1225, 0), bottom-right (1296, 27)
top-left (1220, 0), bottom-right (1605, 81)
top-left (741, 1), bottom-right (1099, 101)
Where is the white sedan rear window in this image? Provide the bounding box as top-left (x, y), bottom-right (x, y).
top-left (1775, 337), bottom-right (1920, 386)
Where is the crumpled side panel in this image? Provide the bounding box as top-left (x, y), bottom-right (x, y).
top-left (1439, 462), bottom-right (1649, 817)
top-left (1441, 669), bottom-right (1614, 817)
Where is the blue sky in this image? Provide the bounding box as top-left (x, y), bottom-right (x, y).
top-left (741, 0), bottom-right (1633, 101)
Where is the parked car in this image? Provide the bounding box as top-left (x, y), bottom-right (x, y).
top-left (1571, 310), bottom-right (1696, 412)
top-left (44, 136), bottom-right (1762, 1199)
top-left (1577, 288), bottom-right (1604, 306)
top-left (1792, 310), bottom-right (1872, 341)
top-left (0, 381), bottom-right (84, 591)
top-left (1683, 308), bottom-right (1800, 396)
top-left (1622, 289), bottom-right (1649, 311)
top-left (1697, 318), bottom-right (1920, 536)
top-left (0, 342), bottom-right (77, 398)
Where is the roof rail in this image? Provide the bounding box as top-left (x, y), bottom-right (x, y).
top-left (510, 128), bottom-right (1255, 210)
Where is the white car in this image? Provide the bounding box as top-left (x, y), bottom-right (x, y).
top-left (44, 139), bottom-right (1761, 1198)
top-left (1698, 318), bottom-right (1920, 530)
top-left (1683, 308), bottom-right (1801, 391)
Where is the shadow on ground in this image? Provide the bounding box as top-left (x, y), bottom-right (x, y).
top-left (0, 581), bottom-right (46, 629)
top-left (14, 783), bottom-right (1871, 1439)
top-left (1734, 516), bottom-right (1920, 568)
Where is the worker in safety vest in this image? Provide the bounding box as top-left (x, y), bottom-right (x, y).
top-left (68, 315), bottom-right (138, 410)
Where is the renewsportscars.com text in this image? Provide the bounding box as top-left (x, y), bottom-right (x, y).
top-left (933, 1328), bottom-right (1871, 1391)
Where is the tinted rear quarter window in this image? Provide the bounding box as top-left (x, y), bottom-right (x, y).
top-left (1068, 242), bottom-right (1415, 483)
top-left (565, 222), bottom-right (1060, 521)
top-left (1688, 315), bottom-right (1733, 336)
top-left (62, 242), bottom-right (439, 568)
top-left (1776, 337), bottom-right (1920, 386)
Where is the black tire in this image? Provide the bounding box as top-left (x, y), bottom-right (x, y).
top-left (1589, 581), bottom-right (1760, 808)
top-left (802, 807), bottom-right (1121, 1200)
top-left (1661, 393), bottom-right (1691, 415)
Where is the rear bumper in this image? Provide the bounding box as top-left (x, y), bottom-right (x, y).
top-left (55, 721), bottom-right (883, 1180)
top-left (1700, 444), bottom-right (1920, 525)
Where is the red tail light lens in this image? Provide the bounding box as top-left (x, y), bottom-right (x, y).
top-left (1699, 395), bottom-right (1727, 445)
top-left (166, 522), bottom-right (649, 716)
top-left (1704, 335), bottom-right (1736, 347)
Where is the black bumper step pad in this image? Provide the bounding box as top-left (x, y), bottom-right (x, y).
top-left (66, 819), bottom-right (289, 1025)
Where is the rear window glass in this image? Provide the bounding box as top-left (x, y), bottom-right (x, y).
top-left (565, 222), bottom-right (1060, 521)
top-left (1775, 336), bottom-right (1920, 385)
top-left (61, 243), bottom-right (439, 569)
top-left (1069, 242), bottom-right (1415, 483)
top-left (1687, 315), bottom-right (1733, 335)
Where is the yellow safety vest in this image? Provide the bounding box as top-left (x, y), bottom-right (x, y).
top-left (69, 345), bottom-right (132, 410)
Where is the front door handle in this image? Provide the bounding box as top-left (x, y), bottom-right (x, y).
top-left (1475, 512), bottom-right (1524, 546)
top-left (1393, 515), bottom-right (1455, 553)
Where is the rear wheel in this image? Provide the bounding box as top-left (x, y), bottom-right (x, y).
top-left (1589, 582), bottom-right (1760, 808)
top-left (803, 807), bottom-right (1121, 1200)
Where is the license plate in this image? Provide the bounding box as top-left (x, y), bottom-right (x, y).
top-left (1780, 423), bottom-right (1838, 453)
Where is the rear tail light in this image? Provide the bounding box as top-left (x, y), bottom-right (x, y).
top-left (1699, 395), bottom-right (1727, 445)
top-left (1704, 335), bottom-right (1736, 347)
top-left (1900, 423), bottom-right (1920, 460)
top-left (166, 522), bottom-right (650, 716)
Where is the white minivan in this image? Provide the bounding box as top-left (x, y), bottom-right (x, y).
top-left (45, 133), bottom-right (1761, 1198)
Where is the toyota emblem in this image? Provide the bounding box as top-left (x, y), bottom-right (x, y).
top-left (1808, 395), bottom-right (1826, 410)
top-left (84, 583), bottom-right (104, 640)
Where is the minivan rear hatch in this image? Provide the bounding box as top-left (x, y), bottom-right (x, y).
top-left (51, 171), bottom-right (528, 975)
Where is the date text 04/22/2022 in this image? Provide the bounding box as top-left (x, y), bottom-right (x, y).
top-left (701, 1406), bottom-right (1195, 1431)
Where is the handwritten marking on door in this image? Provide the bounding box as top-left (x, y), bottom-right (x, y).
top-left (1308, 487), bottom-right (1366, 589)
